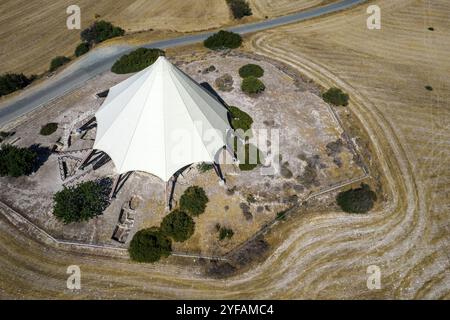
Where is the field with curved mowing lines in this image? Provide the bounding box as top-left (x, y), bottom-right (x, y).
top-left (0, 0), bottom-right (449, 299)
top-left (249, 0), bottom-right (333, 18)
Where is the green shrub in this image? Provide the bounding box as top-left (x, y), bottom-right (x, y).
top-left (129, 228), bottom-right (172, 263)
top-left (39, 123), bottom-right (58, 136)
top-left (226, 0), bottom-right (252, 19)
top-left (197, 162), bottom-right (214, 173)
top-left (161, 210), bottom-right (195, 242)
top-left (80, 20), bottom-right (125, 44)
top-left (0, 73), bottom-right (33, 97)
top-left (50, 56), bottom-right (70, 72)
top-left (336, 183), bottom-right (377, 213)
top-left (322, 87), bottom-right (349, 106)
top-left (0, 144), bottom-right (37, 177)
top-left (52, 180), bottom-right (110, 224)
top-left (241, 76), bottom-right (265, 94)
top-left (180, 186), bottom-right (209, 216)
top-left (111, 48), bottom-right (165, 74)
top-left (239, 64), bottom-right (264, 78)
top-left (228, 106), bottom-right (253, 132)
top-left (75, 42), bottom-right (90, 57)
top-left (219, 226), bottom-right (234, 241)
top-left (204, 30), bottom-right (242, 50)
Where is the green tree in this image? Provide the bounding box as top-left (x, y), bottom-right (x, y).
top-left (129, 228), bottom-right (172, 262)
top-left (219, 226), bottom-right (234, 240)
top-left (40, 123), bottom-right (58, 136)
top-left (238, 64), bottom-right (264, 78)
top-left (75, 42), bottom-right (90, 57)
top-left (0, 73), bottom-right (33, 97)
top-left (161, 210), bottom-right (195, 242)
top-left (50, 56), bottom-right (70, 72)
top-left (0, 144), bottom-right (37, 177)
top-left (228, 106), bottom-right (253, 132)
top-left (52, 180), bottom-right (110, 224)
top-left (180, 186), bottom-right (209, 216)
top-left (241, 76), bottom-right (265, 94)
top-left (336, 184), bottom-right (377, 213)
top-left (322, 87), bottom-right (349, 106)
top-left (204, 30), bottom-right (242, 50)
top-left (111, 48), bottom-right (165, 74)
top-left (226, 0), bottom-right (252, 19)
top-left (80, 20), bottom-right (125, 44)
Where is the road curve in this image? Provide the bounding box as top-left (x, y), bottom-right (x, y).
top-left (0, 0), bottom-right (367, 127)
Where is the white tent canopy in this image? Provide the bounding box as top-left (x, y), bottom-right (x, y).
top-left (93, 56), bottom-right (231, 182)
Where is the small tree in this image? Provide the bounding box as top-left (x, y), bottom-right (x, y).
top-left (180, 186), bottom-right (209, 216)
top-left (336, 184), bottom-right (377, 213)
top-left (219, 226), bottom-right (234, 240)
top-left (81, 20), bottom-right (125, 44)
top-left (0, 144), bottom-right (37, 177)
top-left (129, 228), bottom-right (172, 262)
top-left (75, 42), bottom-right (90, 57)
top-left (228, 106), bottom-right (253, 132)
top-left (161, 210), bottom-right (195, 242)
top-left (241, 76), bottom-right (265, 94)
top-left (50, 56), bottom-right (70, 72)
top-left (111, 48), bottom-right (165, 74)
top-left (52, 180), bottom-right (110, 224)
top-left (226, 0), bottom-right (252, 19)
top-left (0, 73), bottom-right (33, 97)
top-left (239, 64), bottom-right (264, 78)
top-left (204, 30), bottom-right (242, 50)
top-left (40, 123), bottom-right (58, 136)
top-left (322, 87), bottom-right (349, 106)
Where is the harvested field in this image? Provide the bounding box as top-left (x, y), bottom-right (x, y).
top-left (249, 0), bottom-right (333, 18)
top-left (248, 0), bottom-right (450, 298)
top-left (0, 0), bottom-right (231, 75)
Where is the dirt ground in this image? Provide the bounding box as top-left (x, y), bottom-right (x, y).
top-left (0, 52), bottom-right (364, 258)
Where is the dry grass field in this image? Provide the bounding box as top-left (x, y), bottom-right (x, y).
top-left (249, 0), bottom-right (332, 18)
top-left (0, 0), bottom-right (448, 299)
top-left (0, 0), bottom-right (231, 75)
top-left (0, 0), bottom-right (334, 76)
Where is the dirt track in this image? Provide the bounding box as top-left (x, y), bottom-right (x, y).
top-left (0, 0), bottom-right (449, 299)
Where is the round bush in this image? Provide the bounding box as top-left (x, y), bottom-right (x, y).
top-left (50, 56), bottom-right (70, 72)
top-left (52, 180), bottom-right (110, 224)
top-left (241, 76), bottom-right (265, 94)
top-left (40, 123), bottom-right (58, 136)
top-left (322, 87), bottom-right (349, 106)
top-left (0, 144), bottom-right (37, 177)
top-left (129, 228), bottom-right (172, 263)
top-left (0, 73), bottom-right (33, 97)
top-left (75, 42), bottom-right (90, 57)
top-left (237, 143), bottom-right (263, 171)
top-left (161, 210), bottom-right (195, 242)
top-left (239, 64), bottom-right (264, 78)
top-left (81, 20), bottom-right (125, 44)
top-left (180, 186), bottom-right (209, 216)
top-left (111, 48), bottom-right (165, 74)
top-left (336, 184), bottom-right (377, 213)
top-left (228, 106), bottom-right (253, 132)
top-left (204, 30), bottom-right (242, 50)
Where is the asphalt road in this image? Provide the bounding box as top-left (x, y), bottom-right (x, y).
top-left (0, 0), bottom-right (366, 126)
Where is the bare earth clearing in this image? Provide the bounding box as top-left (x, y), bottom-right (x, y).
top-left (0, 52), bottom-right (364, 262)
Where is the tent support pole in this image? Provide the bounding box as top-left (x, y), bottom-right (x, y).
top-left (213, 162), bottom-right (226, 184)
top-left (109, 174), bottom-right (121, 200)
top-left (79, 149), bottom-right (95, 170)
